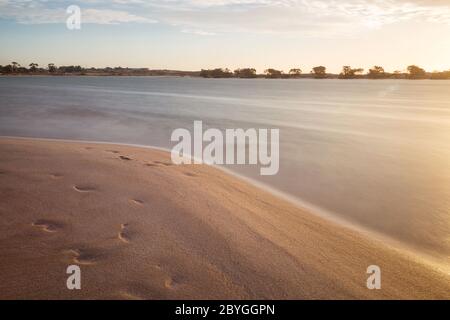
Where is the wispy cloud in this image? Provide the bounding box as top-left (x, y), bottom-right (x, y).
top-left (82, 9), bottom-right (157, 25)
top-left (0, 0), bottom-right (449, 36)
top-left (0, 0), bottom-right (156, 24)
top-left (146, 0), bottom-right (450, 37)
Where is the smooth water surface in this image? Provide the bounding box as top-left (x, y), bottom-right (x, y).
top-left (1, 76), bottom-right (449, 260)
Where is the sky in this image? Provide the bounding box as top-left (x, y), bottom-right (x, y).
top-left (0, 0), bottom-right (449, 73)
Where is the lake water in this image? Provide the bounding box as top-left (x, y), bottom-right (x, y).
top-left (1, 76), bottom-right (449, 261)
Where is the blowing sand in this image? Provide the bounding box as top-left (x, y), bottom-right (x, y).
top-left (0, 137), bottom-right (449, 299)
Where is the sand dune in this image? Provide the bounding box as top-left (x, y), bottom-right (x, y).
top-left (0, 137), bottom-right (449, 299)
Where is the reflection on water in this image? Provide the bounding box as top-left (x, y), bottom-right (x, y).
top-left (1, 76), bottom-right (449, 261)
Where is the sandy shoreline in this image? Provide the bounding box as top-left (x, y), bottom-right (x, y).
top-left (0, 137), bottom-right (449, 299)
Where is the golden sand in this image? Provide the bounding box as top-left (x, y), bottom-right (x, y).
top-left (0, 137), bottom-right (449, 299)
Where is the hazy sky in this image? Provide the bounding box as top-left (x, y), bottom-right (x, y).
top-left (0, 0), bottom-right (449, 73)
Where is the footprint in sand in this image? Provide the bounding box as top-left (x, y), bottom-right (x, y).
top-left (164, 276), bottom-right (182, 290)
top-left (154, 264), bottom-right (162, 271)
top-left (130, 199), bottom-right (144, 206)
top-left (106, 150), bottom-right (120, 154)
top-left (118, 223), bottom-right (132, 243)
top-left (67, 248), bottom-right (102, 265)
top-left (145, 163), bottom-right (158, 167)
top-left (73, 185), bottom-right (96, 193)
top-left (50, 173), bottom-right (63, 179)
top-left (183, 172), bottom-right (198, 177)
top-left (154, 161), bottom-right (173, 167)
top-left (32, 219), bottom-right (63, 233)
top-left (119, 155), bottom-right (132, 161)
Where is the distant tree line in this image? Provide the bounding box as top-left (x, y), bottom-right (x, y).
top-left (0, 62), bottom-right (198, 77)
top-left (1, 62), bottom-right (449, 79)
top-left (0, 62), bottom-right (87, 75)
top-left (200, 65), bottom-right (450, 80)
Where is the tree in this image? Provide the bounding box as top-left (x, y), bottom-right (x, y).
top-left (407, 65), bottom-right (426, 79)
top-left (48, 63), bottom-right (57, 73)
top-left (312, 66), bottom-right (326, 78)
top-left (234, 68), bottom-right (257, 78)
top-left (390, 70), bottom-right (404, 79)
top-left (29, 63), bottom-right (38, 72)
top-left (368, 66), bottom-right (385, 79)
top-left (339, 66), bottom-right (364, 79)
top-left (199, 68), bottom-right (233, 78)
top-left (11, 62), bottom-right (20, 72)
top-left (60, 65), bottom-right (83, 73)
top-left (1, 65), bottom-right (13, 73)
top-left (289, 68), bottom-right (302, 78)
top-left (264, 68), bottom-right (283, 79)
